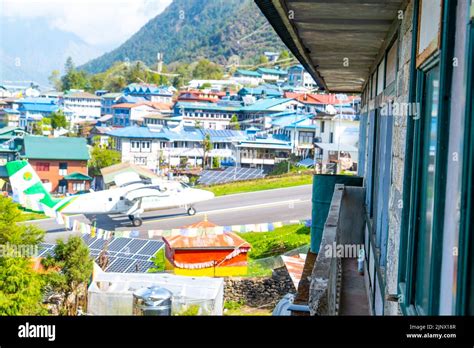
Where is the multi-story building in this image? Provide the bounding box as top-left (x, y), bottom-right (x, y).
top-left (123, 83), bottom-right (173, 103)
top-left (287, 65), bottom-right (317, 89)
top-left (112, 103), bottom-right (158, 127)
top-left (21, 135), bottom-right (91, 193)
top-left (62, 91), bottom-right (101, 123)
top-left (100, 93), bottom-right (122, 115)
top-left (256, 67), bottom-right (288, 83)
top-left (232, 70), bottom-right (264, 86)
top-left (174, 102), bottom-right (239, 130)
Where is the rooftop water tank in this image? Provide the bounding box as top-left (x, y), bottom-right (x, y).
top-left (133, 286), bottom-right (172, 316)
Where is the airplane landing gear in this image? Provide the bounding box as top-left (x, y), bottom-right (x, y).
top-left (187, 207), bottom-right (196, 216)
top-left (129, 215), bottom-right (143, 227)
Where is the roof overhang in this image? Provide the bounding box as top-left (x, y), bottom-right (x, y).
top-left (255, 0), bottom-right (405, 93)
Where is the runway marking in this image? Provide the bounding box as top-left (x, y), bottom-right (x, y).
top-left (142, 199), bottom-right (311, 225)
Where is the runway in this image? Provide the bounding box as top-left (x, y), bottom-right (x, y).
top-left (27, 185), bottom-right (312, 243)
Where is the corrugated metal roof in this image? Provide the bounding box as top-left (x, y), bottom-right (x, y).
top-left (165, 231), bottom-right (250, 250)
top-left (22, 136), bottom-right (90, 160)
top-left (240, 98), bottom-right (293, 112)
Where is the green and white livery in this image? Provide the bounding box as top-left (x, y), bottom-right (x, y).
top-left (6, 160), bottom-right (215, 226)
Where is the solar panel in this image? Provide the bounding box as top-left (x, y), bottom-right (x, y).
top-left (137, 240), bottom-right (164, 256)
top-left (37, 243), bottom-right (55, 257)
top-left (198, 167), bottom-right (265, 185)
top-left (105, 257), bottom-right (135, 273)
top-left (108, 238), bottom-right (132, 252)
top-left (124, 238), bottom-right (149, 254)
top-left (126, 260), bottom-right (155, 273)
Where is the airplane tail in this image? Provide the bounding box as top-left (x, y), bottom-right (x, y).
top-left (5, 160), bottom-right (61, 212)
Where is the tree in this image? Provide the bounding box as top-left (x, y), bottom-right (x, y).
top-left (50, 110), bottom-right (68, 130)
top-left (48, 70), bottom-right (62, 91)
top-left (212, 157), bottom-right (220, 169)
top-left (0, 196), bottom-right (45, 315)
top-left (61, 57), bottom-right (90, 91)
top-left (199, 82), bottom-right (212, 90)
top-left (0, 196), bottom-right (44, 246)
top-left (42, 237), bottom-right (93, 315)
top-left (89, 145), bottom-right (121, 176)
top-left (0, 257), bottom-right (46, 315)
top-left (259, 55), bottom-right (269, 65)
top-left (202, 133), bottom-right (213, 169)
top-left (192, 59), bottom-right (223, 80)
top-left (279, 50), bottom-right (290, 61)
top-left (229, 114), bottom-right (240, 130)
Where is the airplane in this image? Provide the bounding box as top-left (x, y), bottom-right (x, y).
top-left (6, 160), bottom-right (215, 227)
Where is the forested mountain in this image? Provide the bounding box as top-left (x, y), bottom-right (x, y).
top-left (80, 0), bottom-right (286, 74)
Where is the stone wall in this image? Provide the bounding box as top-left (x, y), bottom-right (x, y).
top-left (224, 267), bottom-right (295, 308)
top-left (385, 0), bottom-right (414, 316)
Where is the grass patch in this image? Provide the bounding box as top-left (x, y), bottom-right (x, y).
top-left (200, 173), bottom-right (312, 197)
top-left (238, 224), bottom-right (310, 260)
top-left (224, 306), bottom-right (272, 316)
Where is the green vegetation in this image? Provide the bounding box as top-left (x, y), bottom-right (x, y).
top-left (89, 143), bottom-right (121, 176)
top-left (202, 133), bottom-right (213, 169)
top-left (61, 57), bottom-right (89, 91)
top-left (42, 237), bottom-right (93, 315)
top-left (238, 224), bottom-right (310, 260)
top-left (149, 249), bottom-right (166, 273)
top-left (80, 0), bottom-right (286, 75)
top-left (246, 260), bottom-right (273, 277)
top-left (193, 59), bottom-right (223, 80)
top-left (0, 196), bottom-right (46, 315)
top-left (201, 173), bottom-right (313, 197)
top-left (175, 305), bottom-right (201, 316)
top-left (224, 300), bottom-right (244, 311)
top-left (50, 110), bottom-right (68, 130)
top-left (229, 114), bottom-right (241, 130)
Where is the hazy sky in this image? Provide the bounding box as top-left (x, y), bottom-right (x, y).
top-left (0, 0), bottom-right (173, 46)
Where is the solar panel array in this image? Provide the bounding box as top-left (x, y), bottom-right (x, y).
top-left (37, 236), bottom-right (164, 274)
top-left (198, 167), bottom-right (265, 185)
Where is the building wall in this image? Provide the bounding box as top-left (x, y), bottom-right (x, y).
top-left (119, 138), bottom-right (162, 171)
top-left (29, 159), bottom-right (88, 192)
top-left (384, 0), bottom-right (414, 316)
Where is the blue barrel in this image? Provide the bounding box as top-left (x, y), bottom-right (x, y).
top-left (310, 174), bottom-right (363, 253)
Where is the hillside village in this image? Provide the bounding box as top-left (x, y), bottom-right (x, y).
top-left (0, 61), bottom-right (360, 195)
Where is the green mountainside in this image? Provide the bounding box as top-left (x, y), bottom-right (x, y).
top-left (80, 0), bottom-right (287, 74)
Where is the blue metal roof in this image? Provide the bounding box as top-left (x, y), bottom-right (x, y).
top-left (15, 97), bottom-right (58, 105)
top-left (257, 68), bottom-right (288, 75)
top-left (124, 83), bottom-right (173, 96)
top-left (174, 102), bottom-right (240, 112)
top-left (2, 108), bottom-right (20, 114)
top-left (19, 104), bottom-right (59, 113)
top-left (240, 98), bottom-right (293, 112)
top-left (107, 126), bottom-right (171, 140)
top-left (238, 87), bottom-right (283, 98)
top-left (235, 69), bottom-right (262, 77)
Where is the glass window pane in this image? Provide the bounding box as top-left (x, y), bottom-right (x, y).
top-left (415, 64), bottom-right (440, 314)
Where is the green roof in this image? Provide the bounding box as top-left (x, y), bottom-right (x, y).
top-left (64, 172), bottom-right (93, 181)
top-left (22, 136), bottom-right (90, 161)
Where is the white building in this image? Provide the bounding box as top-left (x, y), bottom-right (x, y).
top-left (62, 91), bottom-right (101, 123)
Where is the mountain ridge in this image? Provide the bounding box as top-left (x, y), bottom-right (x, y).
top-left (80, 0), bottom-right (286, 74)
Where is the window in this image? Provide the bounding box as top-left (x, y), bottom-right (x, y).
top-left (58, 179), bottom-right (67, 194)
top-left (59, 162), bottom-right (68, 176)
top-left (35, 162), bottom-right (50, 172)
top-left (329, 132), bottom-right (334, 143)
top-left (134, 157), bottom-right (147, 166)
top-left (386, 40), bottom-right (398, 86)
top-left (321, 121), bottom-right (325, 133)
top-left (131, 140), bottom-right (140, 152)
top-left (299, 131), bottom-right (314, 145)
top-left (141, 141), bottom-right (151, 152)
top-left (72, 182), bottom-right (85, 192)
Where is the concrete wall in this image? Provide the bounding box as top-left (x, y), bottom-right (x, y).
top-left (309, 184), bottom-right (366, 315)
